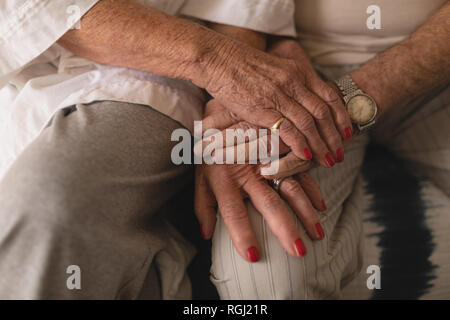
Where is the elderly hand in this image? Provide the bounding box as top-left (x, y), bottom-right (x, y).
top-left (195, 100), bottom-right (327, 262)
top-left (195, 158), bottom-right (326, 262)
top-left (201, 38), bottom-right (353, 168)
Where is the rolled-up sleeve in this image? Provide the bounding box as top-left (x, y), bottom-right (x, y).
top-left (180, 0), bottom-right (296, 37)
top-left (0, 0), bottom-right (99, 80)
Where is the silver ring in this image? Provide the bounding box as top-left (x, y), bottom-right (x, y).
top-left (271, 177), bottom-right (287, 193)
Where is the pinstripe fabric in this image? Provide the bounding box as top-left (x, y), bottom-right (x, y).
top-left (210, 64), bottom-right (450, 300)
top-left (343, 85), bottom-right (450, 299)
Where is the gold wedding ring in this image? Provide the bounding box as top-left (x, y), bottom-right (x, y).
top-left (270, 117), bottom-right (285, 133)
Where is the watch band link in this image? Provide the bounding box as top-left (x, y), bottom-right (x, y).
top-left (335, 74), bottom-right (358, 97)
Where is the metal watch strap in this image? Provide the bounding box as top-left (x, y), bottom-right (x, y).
top-left (335, 74), bottom-right (358, 97)
top-left (334, 74), bottom-right (376, 133)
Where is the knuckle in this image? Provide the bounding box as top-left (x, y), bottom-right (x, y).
top-left (266, 86), bottom-right (283, 110)
top-left (227, 110), bottom-right (240, 122)
top-left (220, 202), bottom-right (246, 221)
top-left (237, 121), bottom-right (254, 132)
top-left (298, 114), bottom-right (316, 133)
top-left (319, 83), bottom-right (340, 104)
top-left (286, 158), bottom-right (306, 171)
top-left (310, 100), bottom-right (330, 120)
top-left (282, 178), bottom-right (302, 194)
top-left (279, 119), bottom-right (297, 137)
top-left (298, 172), bottom-right (311, 183)
top-left (279, 70), bottom-right (292, 84)
top-left (261, 190), bottom-right (281, 210)
top-left (280, 62), bottom-right (298, 83)
top-left (327, 89), bottom-right (341, 105)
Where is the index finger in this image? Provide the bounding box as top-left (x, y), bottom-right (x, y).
top-left (260, 152), bottom-right (314, 179)
top-left (205, 166), bottom-right (260, 262)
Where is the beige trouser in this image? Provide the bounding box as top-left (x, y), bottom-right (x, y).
top-left (210, 64), bottom-right (450, 299)
top-left (0, 101), bottom-right (196, 299)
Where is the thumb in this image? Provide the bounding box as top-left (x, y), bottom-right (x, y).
top-left (194, 166), bottom-right (217, 240)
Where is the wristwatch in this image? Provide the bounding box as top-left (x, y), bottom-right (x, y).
top-left (334, 74), bottom-right (378, 131)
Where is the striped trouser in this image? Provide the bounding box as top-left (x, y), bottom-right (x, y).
top-left (210, 64), bottom-right (450, 300)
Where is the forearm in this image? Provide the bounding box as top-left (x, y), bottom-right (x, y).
top-left (350, 2), bottom-right (450, 118)
top-left (58, 0), bottom-right (234, 88)
top-left (208, 23), bottom-right (267, 51)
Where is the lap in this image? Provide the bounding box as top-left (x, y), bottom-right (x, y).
top-left (210, 82), bottom-right (450, 300)
top-left (371, 86), bottom-right (450, 195)
top-left (211, 134), bottom-right (369, 299)
top-left (0, 100), bottom-right (195, 299)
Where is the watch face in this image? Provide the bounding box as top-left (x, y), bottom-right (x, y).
top-left (346, 94), bottom-right (376, 125)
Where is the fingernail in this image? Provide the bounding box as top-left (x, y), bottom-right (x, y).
top-left (294, 238), bottom-right (306, 257)
top-left (325, 153), bottom-right (335, 167)
top-left (200, 224), bottom-right (207, 239)
top-left (304, 148), bottom-right (312, 160)
top-left (321, 199), bottom-right (327, 211)
top-left (247, 246), bottom-right (259, 262)
top-left (315, 222), bottom-right (325, 239)
top-left (345, 127), bottom-right (353, 139)
top-left (336, 148), bottom-right (344, 163)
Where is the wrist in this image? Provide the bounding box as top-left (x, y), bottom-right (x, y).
top-left (175, 23), bottom-right (239, 90)
top-left (349, 68), bottom-right (388, 119)
top-left (209, 23), bottom-right (267, 51)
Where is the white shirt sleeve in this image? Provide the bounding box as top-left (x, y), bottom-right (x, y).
top-left (0, 0), bottom-right (100, 81)
top-left (180, 0), bottom-right (297, 37)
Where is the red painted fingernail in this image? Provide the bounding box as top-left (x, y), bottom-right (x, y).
top-left (200, 224), bottom-right (206, 239)
top-left (336, 148), bottom-right (344, 163)
top-left (294, 238), bottom-right (306, 257)
top-left (345, 127), bottom-right (353, 139)
top-left (325, 153), bottom-right (335, 167)
top-left (247, 246), bottom-right (259, 262)
top-left (315, 222), bottom-right (325, 239)
top-left (321, 199), bottom-right (327, 211)
top-left (304, 148), bottom-right (312, 160)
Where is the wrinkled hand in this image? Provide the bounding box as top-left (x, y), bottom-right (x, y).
top-left (203, 38), bottom-right (353, 168)
top-left (195, 160), bottom-right (326, 262)
top-left (194, 100), bottom-right (327, 262)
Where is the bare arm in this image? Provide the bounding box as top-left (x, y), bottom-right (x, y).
top-left (58, 0), bottom-right (352, 167)
top-left (207, 23), bottom-right (267, 51)
top-left (57, 0), bottom-right (227, 86)
top-left (261, 2), bottom-right (450, 179)
top-left (350, 1), bottom-right (450, 117)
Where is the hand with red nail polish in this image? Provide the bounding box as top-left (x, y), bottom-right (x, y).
top-left (195, 161), bottom-right (326, 261)
top-left (195, 103), bottom-right (331, 263)
top-left (194, 74), bottom-right (335, 264)
top-left (201, 39), bottom-right (354, 169)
